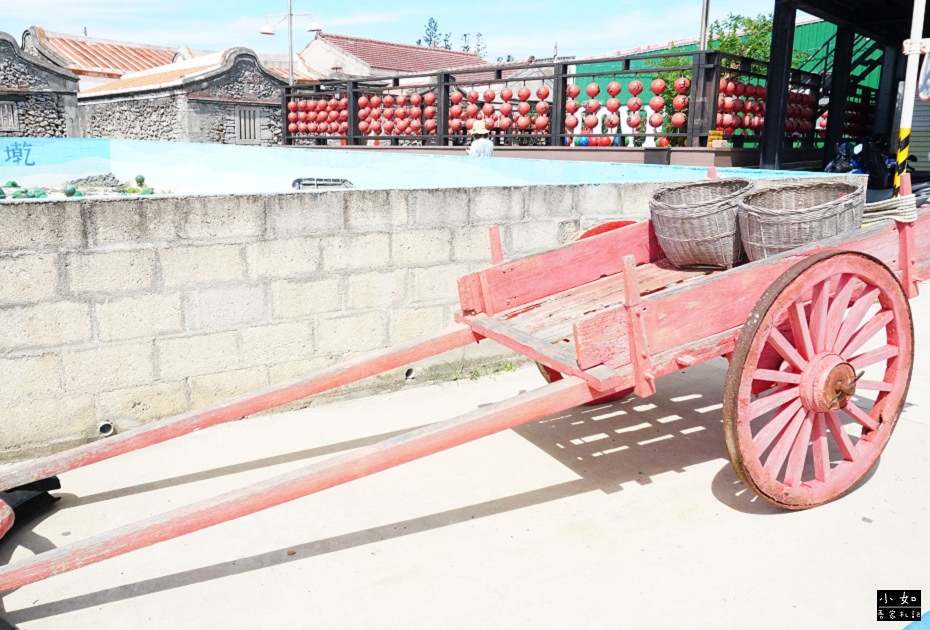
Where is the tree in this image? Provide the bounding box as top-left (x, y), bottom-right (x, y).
top-left (497, 54), bottom-right (515, 63)
top-left (475, 33), bottom-right (486, 59)
top-left (461, 33), bottom-right (471, 53)
top-left (415, 18), bottom-right (494, 57)
top-left (708, 13), bottom-right (809, 67)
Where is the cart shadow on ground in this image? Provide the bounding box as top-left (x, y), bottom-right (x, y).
top-left (0, 360), bottom-right (887, 624)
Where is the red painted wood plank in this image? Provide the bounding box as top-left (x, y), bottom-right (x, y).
top-left (489, 225), bottom-right (504, 265)
top-left (621, 255), bottom-right (656, 397)
top-left (0, 500), bottom-right (13, 541)
top-left (897, 220), bottom-right (919, 298)
top-left (461, 220), bottom-right (663, 315)
top-left (0, 325), bottom-right (480, 493)
top-left (0, 376), bottom-right (612, 593)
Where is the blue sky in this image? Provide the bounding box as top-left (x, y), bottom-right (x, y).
top-left (0, 0), bottom-right (791, 61)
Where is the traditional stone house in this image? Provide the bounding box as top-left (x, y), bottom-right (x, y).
top-left (300, 32), bottom-right (490, 79)
top-left (78, 48), bottom-right (292, 146)
top-left (0, 31), bottom-right (80, 138)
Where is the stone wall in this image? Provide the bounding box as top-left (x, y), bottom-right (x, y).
top-left (0, 176), bottom-right (861, 462)
top-left (188, 100), bottom-right (282, 146)
top-left (0, 93), bottom-right (68, 138)
top-left (80, 95), bottom-right (184, 142)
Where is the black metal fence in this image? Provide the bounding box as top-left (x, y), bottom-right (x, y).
top-left (281, 49), bottom-right (823, 150)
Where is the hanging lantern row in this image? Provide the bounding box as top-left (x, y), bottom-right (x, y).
top-left (286, 96), bottom-right (351, 136)
top-left (564, 77), bottom-right (690, 133)
top-left (816, 101), bottom-right (875, 137)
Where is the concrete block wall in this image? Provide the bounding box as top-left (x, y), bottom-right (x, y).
top-left (0, 176), bottom-right (858, 462)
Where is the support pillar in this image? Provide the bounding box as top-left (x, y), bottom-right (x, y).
top-left (823, 26), bottom-right (855, 168)
top-left (760, 0), bottom-right (797, 170)
top-left (874, 46), bottom-right (900, 138)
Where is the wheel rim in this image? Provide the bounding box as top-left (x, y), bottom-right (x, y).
top-left (724, 252), bottom-right (913, 509)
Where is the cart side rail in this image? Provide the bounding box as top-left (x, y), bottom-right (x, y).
top-left (576, 212), bottom-right (930, 374)
top-left (458, 220), bottom-right (662, 316)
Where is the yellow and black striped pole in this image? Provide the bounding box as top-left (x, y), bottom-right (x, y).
top-left (896, 0), bottom-right (927, 197)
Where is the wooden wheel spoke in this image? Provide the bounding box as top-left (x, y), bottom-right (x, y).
top-left (856, 379), bottom-right (893, 392)
top-left (752, 398), bottom-right (803, 452)
top-left (810, 413), bottom-right (830, 482)
top-left (752, 369), bottom-right (802, 385)
top-left (841, 309), bottom-right (894, 358)
top-left (832, 286), bottom-right (880, 353)
top-left (825, 411), bottom-right (856, 461)
top-left (844, 401), bottom-right (880, 431)
top-left (809, 279), bottom-right (831, 353)
top-left (849, 344), bottom-right (899, 370)
top-left (767, 328), bottom-right (807, 371)
top-left (762, 407), bottom-right (806, 476)
top-left (824, 274), bottom-right (858, 351)
top-left (788, 299), bottom-right (815, 361)
top-left (784, 412), bottom-right (814, 487)
top-left (749, 385), bottom-right (800, 421)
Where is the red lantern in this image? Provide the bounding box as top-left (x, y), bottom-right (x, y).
top-left (449, 118), bottom-right (462, 131)
top-left (734, 82), bottom-right (746, 97)
top-left (396, 95), bottom-right (407, 107)
top-left (288, 112), bottom-right (298, 122)
top-left (566, 84), bottom-right (581, 98)
top-left (465, 118), bottom-right (475, 130)
top-left (467, 90), bottom-right (479, 103)
top-left (316, 100), bottom-right (326, 112)
top-left (565, 114), bottom-right (579, 130)
top-left (627, 113), bottom-right (642, 128)
top-left (732, 98), bottom-right (744, 114)
top-left (287, 101), bottom-right (298, 112)
top-left (382, 121), bottom-right (394, 133)
top-left (369, 95), bottom-right (381, 108)
top-left (395, 108), bottom-right (407, 119)
top-left (424, 92), bottom-right (436, 106)
top-left (307, 122), bottom-right (318, 133)
top-left (536, 86), bottom-right (550, 100)
top-left (723, 97), bottom-right (735, 112)
top-left (605, 114), bottom-right (620, 128)
top-left (372, 108), bottom-right (383, 120)
top-left (629, 80), bottom-right (644, 96)
top-left (424, 106), bottom-right (437, 119)
top-left (744, 84), bottom-right (757, 98)
top-left (451, 91), bottom-right (463, 104)
top-left (649, 96), bottom-right (665, 111)
top-left (585, 99), bottom-right (600, 113)
top-left (297, 100), bottom-right (308, 111)
top-left (410, 93), bottom-right (422, 107)
top-left (397, 119), bottom-right (409, 132)
top-left (517, 102), bottom-right (531, 116)
top-left (424, 119), bottom-right (437, 132)
top-left (298, 122), bottom-right (308, 133)
top-left (483, 103), bottom-right (495, 116)
top-left (411, 119), bottom-right (422, 131)
top-left (650, 79), bottom-right (666, 95)
top-left (339, 110), bottom-right (349, 122)
top-left (627, 97), bottom-right (642, 112)
top-left (339, 122), bottom-right (348, 134)
top-left (721, 113), bottom-right (735, 128)
top-left (305, 111), bottom-right (316, 123)
top-left (358, 121), bottom-right (370, 134)
top-left (518, 87), bottom-right (531, 101)
top-left (500, 103), bottom-right (513, 117)
top-left (484, 89), bottom-right (496, 102)
top-left (586, 82), bottom-right (600, 98)
top-left (288, 122), bottom-right (298, 133)
top-left (565, 99), bottom-right (580, 114)
top-left (466, 103), bottom-right (479, 117)
top-left (382, 95), bottom-right (394, 107)
top-left (517, 115), bottom-right (530, 129)
top-left (498, 116), bottom-right (512, 130)
top-left (607, 81), bottom-right (622, 97)
top-left (670, 112), bottom-right (687, 127)
top-left (358, 108), bottom-right (370, 120)
top-left (719, 78), bottom-right (728, 92)
top-left (450, 105), bottom-right (463, 118)
top-left (535, 115), bottom-right (549, 130)
top-left (674, 77), bottom-right (690, 94)
top-left (383, 108), bottom-right (395, 120)
top-left (657, 136), bottom-right (670, 147)
top-left (671, 95), bottom-right (689, 112)
top-left (584, 114), bottom-right (598, 129)
top-left (725, 81), bottom-right (736, 96)
top-left (535, 101), bottom-right (549, 115)
top-left (339, 98), bottom-right (348, 110)
top-left (501, 88), bottom-right (513, 101)
top-left (605, 98), bottom-right (621, 112)
top-left (370, 120), bottom-right (382, 134)
top-left (328, 98), bottom-right (339, 110)
top-left (648, 112), bottom-right (664, 128)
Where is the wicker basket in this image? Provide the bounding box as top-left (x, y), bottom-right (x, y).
top-left (649, 178), bottom-right (754, 269)
top-left (738, 182), bottom-right (865, 261)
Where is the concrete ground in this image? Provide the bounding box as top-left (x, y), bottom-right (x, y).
top-left (1, 296), bottom-right (929, 629)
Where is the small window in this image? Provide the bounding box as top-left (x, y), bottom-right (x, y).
top-left (0, 103), bottom-right (18, 131)
top-left (235, 106), bottom-right (261, 145)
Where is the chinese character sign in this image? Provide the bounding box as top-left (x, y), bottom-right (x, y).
top-left (4, 141), bottom-right (36, 166)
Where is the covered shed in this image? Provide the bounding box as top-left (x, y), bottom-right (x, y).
top-left (78, 48), bottom-right (290, 146)
top-left (0, 31), bottom-right (80, 138)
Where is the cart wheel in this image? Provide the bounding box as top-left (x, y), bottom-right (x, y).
top-left (535, 221), bottom-right (637, 404)
top-left (723, 251), bottom-right (913, 509)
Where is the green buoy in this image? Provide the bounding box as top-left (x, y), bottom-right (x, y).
top-left (63, 185), bottom-right (77, 197)
top-left (72, 190), bottom-right (84, 197)
top-left (4, 181), bottom-right (19, 188)
top-left (141, 188), bottom-right (154, 195)
top-left (135, 175), bottom-right (145, 186)
top-left (31, 189), bottom-right (47, 198)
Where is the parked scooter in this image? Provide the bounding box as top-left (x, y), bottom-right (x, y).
top-left (824, 135), bottom-right (930, 205)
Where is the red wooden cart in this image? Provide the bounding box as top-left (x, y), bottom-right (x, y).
top-left (0, 204), bottom-right (927, 593)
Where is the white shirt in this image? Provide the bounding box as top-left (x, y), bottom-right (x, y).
top-left (468, 137), bottom-right (494, 157)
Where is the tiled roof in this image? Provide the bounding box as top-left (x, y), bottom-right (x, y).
top-left (38, 29), bottom-right (177, 75)
top-left (79, 64), bottom-right (212, 95)
top-left (319, 33), bottom-right (490, 73)
top-left (265, 66), bottom-right (317, 83)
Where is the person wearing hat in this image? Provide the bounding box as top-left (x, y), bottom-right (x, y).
top-left (466, 121), bottom-right (494, 157)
